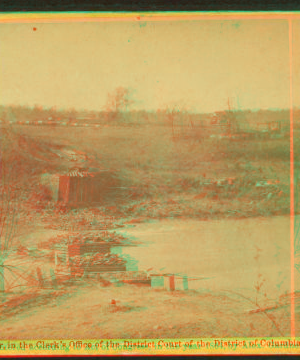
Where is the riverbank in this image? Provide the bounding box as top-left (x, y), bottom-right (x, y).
top-left (1, 213), bottom-right (296, 338)
top-left (0, 280), bottom-right (292, 339)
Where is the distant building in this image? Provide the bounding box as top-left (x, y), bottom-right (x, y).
top-left (256, 122), bottom-right (269, 132)
top-left (255, 120), bottom-right (283, 133)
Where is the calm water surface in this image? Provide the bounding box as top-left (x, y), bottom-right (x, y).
top-left (117, 216), bottom-right (292, 302)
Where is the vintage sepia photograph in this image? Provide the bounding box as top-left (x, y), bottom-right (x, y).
top-left (0, 12), bottom-right (300, 354)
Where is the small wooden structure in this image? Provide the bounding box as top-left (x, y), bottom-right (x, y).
top-left (150, 274), bottom-right (189, 291)
top-left (58, 168), bottom-right (121, 205)
top-left (54, 239), bottom-right (127, 277)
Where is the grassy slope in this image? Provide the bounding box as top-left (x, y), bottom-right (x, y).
top-left (12, 122), bottom-right (292, 224)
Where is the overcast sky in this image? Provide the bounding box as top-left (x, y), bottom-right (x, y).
top-left (0, 18), bottom-right (299, 113)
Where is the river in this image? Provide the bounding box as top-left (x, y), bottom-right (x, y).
top-left (116, 216), bottom-right (293, 304)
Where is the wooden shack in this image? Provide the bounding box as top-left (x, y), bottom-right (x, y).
top-left (58, 168), bottom-right (122, 205)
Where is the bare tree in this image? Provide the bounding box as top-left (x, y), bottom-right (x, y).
top-left (220, 98), bottom-right (240, 135)
top-left (105, 87), bottom-right (135, 121)
top-left (163, 104), bottom-right (198, 141)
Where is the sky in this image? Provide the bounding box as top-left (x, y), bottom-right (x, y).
top-left (0, 18), bottom-right (299, 113)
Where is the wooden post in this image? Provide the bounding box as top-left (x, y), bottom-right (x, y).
top-left (55, 251), bottom-right (58, 268)
top-left (65, 249), bottom-right (69, 267)
top-left (164, 275), bottom-right (175, 291)
top-left (169, 275), bottom-right (175, 291)
top-left (36, 267), bottom-right (44, 288)
top-left (50, 268), bottom-right (58, 289)
top-left (182, 275), bottom-right (189, 291)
